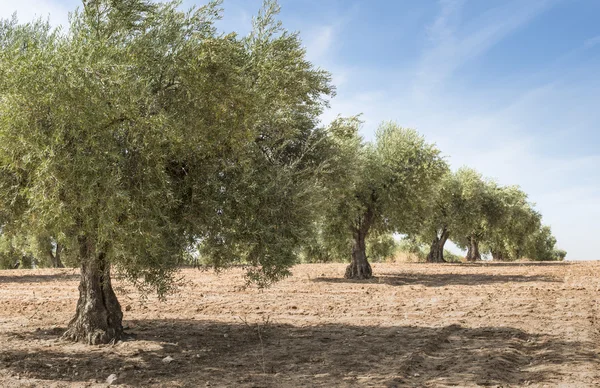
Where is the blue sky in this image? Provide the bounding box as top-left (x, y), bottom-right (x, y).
top-left (2, 0), bottom-right (600, 260)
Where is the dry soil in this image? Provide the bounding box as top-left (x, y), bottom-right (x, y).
top-left (0, 262), bottom-right (599, 387)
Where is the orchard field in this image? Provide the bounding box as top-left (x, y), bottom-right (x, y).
top-left (1, 261), bottom-right (599, 387)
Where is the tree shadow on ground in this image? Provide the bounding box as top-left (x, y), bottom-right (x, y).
top-left (313, 272), bottom-right (559, 287)
top-left (0, 271), bottom-right (79, 284)
top-left (2, 320), bottom-right (597, 387)
top-left (463, 262), bottom-right (572, 267)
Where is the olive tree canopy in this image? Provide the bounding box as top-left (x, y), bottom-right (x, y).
top-left (317, 119), bottom-right (447, 279)
top-left (0, 0), bottom-right (334, 344)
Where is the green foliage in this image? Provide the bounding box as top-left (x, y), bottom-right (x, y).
top-left (443, 250), bottom-right (462, 263)
top-left (0, 234), bottom-right (19, 269)
top-left (481, 185), bottom-right (541, 260)
top-left (524, 225), bottom-right (565, 261)
top-left (396, 238), bottom-right (428, 262)
top-left (317, 119), bottom-right (448, 263)
top-left (450, 168), bottom-right (494, 245)
top-left (552, 249), bottom-right (567, 261)
top-left (0, 0), bottom-right (333, 291)
top-left (412, 169), bottom-right (471, 259)
top-left (366, 233), bottom-right (397, 263)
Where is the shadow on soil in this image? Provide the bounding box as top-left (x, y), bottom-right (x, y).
top-left (314, 272), bottom-right (559, 287)
top-left (0, 271), bottom-right (79, 284)
top-left (2, 320), bottom-right (597, 387)
top-left (464, 262), bottom-right (571, 267)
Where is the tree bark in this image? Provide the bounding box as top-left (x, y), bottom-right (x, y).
top-left (54, 243), bottom-right (65, 268)
top-left (345, 230), bottom-right (372, 279)
top-left (48, 243), bottom-right (65, 268)
top-left (345, 207), bottom-right (374, 280)
top-left (62, 237), bottom-right (123, 345)
top-left (465, 236), bottom-right (481, 262)
top-left (426, 227), bottom-right (449, 263)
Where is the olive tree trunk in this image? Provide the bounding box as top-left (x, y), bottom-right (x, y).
top-left (345, 208), bottom-right (374, 280)
top-left (426, 227), bottom-right (450, 263)
top-left (62, 238), bottom-right (123, 345)
top-left (465, 236), bottom-right (481, 262)
top-left (48, 243), bottom-right (64, 268)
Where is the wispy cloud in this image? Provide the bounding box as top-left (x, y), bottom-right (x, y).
top-left (414, 0), bottom-right (556, 99)
top-left (584, 35), bottom-right (600, 49)
top-left (304, 25), bottom-right (335, 64)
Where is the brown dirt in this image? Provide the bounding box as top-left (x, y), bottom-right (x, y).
top-left (0, 262), bottom-right (599, 387)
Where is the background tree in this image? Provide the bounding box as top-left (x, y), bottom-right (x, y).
top-left (318, 119), bottom-right (447, 279)
top-left (524, 225), bottom-right (566, 261)
top-left (482, 186), bottom-right (541, 261)
top-left (450, 168), bottom-right (517, 262)
top-left (0, 231), bottom-right (67, 269)
top-left (415, 171), bottom-right (466, 263)
top-left (0, 0), bottom-right (333, 344)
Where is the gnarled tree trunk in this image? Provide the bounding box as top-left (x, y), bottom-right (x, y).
top-left (426, 227), bottom-right (450, 263)
top-left (345, 230), bottom-right (372, 279)
top-left (62, 237), bottom-right (123, 345)
top-left (465, 236), bottom-right (481, 261)
top-left (345, 208), bottom-right (374, 280)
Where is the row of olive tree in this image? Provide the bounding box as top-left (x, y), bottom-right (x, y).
top-left (417, 168), bottom-right (565, 264)
top-left (306, 119), bottom-right (565, 279)
top-left (0, 0), bottom-right (564, 346)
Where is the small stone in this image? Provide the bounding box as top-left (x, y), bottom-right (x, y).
top-left (223, 333), bottom-right (228, 338)
top-left (106, 373), bottom-right (118, 385)
top-left (162, 356), bottom-right (174, 364)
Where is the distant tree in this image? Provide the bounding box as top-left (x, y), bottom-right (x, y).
top-left (0, 231), bottom-right (66, 269)
top-left (318, 119), bottom-right (447, 279)
top-left (0, 0), bottom-right (333, 344)
top-left (416, 171), bottom-right (465, 263)
top-left (482, 186), bottom-right (541, 261)
top-left (524, 225), bottom-right (565, 261)
top-left (0, 234), bottom-right (21, 269)
top-left (448, 168), bottom-right (494, 261)
top-left (366, 233), bottom-right (398, 263)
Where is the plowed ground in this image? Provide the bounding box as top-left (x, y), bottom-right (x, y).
top-left (1, 262), bottom-right (599, 387)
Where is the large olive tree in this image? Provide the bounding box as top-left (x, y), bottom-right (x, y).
top-left (319, 119), bottom-right (447, 279)
top-left (0, 0), bottom-right (333, 344)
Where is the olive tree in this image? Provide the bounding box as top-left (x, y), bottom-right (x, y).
top-left (0, 0), bottom-right (333, 344)
top-left (524, 225), bottom-right (566, 261)
top-left (319, 119), bottom-right (447, 279)
top-left (482, 186), bottom-right (541, 261)
top-left (415, 171), bottom-right (467, 263)
top-left (449, 168), bottom-right (502, 261)
top-left (0, 230), bottom-right (66, 269)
